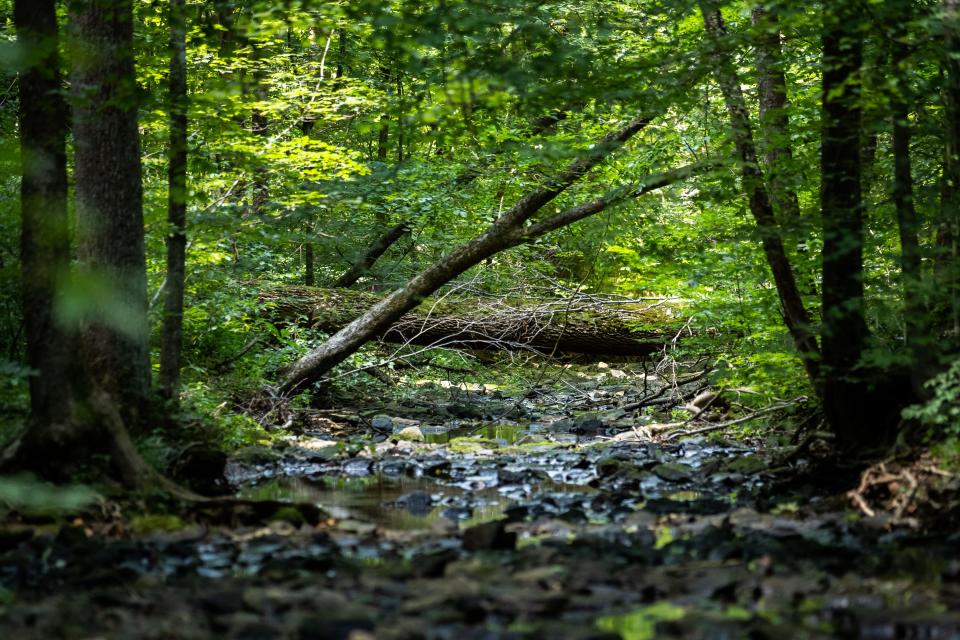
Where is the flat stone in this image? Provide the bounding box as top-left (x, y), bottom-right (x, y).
top-left (652, 461), bottom-right (695, 482)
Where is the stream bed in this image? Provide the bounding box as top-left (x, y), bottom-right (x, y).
top-left (2, 364), bottom-right (960, 639)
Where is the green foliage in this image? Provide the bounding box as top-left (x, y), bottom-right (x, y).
top-left (0, 475), bottom-right (99, 515)
top-left (903, 358), bottom-right (960, 435)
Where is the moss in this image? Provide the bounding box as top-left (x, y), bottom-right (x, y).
top-left (447, 436), bottom-right (499, 454)
top-left (129, 514), bottom-right (187, 535)
top-left (270, 506), bottom-right (306, 526)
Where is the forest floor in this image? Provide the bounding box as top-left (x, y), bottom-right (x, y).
top-left (2, 358), bottom-right (960, 639)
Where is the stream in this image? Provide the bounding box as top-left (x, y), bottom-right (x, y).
top-left (2, 362), bottom-right (960, 639)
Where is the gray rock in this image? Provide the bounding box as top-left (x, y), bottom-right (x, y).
top-left (370, 414), bottom-right (393, 430)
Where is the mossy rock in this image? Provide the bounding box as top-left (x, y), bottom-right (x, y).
top-left (130, 514), bottom-right (187, 535)
top-left (395, 426), bottom-right (425, 442)
top-left (723, 455), bottom-right (766, 475)
top-left (448, 437), bottom-right (498, 454)
top-left (231, 445), bottom-right (281, 465)
top-left (270, 506), bottom-right (306, 526)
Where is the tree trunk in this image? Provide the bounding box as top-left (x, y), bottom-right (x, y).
top-left (751, 5), bottom-right (801, 225)
top-left (160, 0), bottom-right (188, 402)
top-left (14, 0), bottom-right (77, 433)
top-left (70, 0), bottom-right (152, 430)
top-left (332, 222), bottom-right (410, 288)
top-left (700, 3), bottom-right (820, 385)
top-left (889, 2), bottom-right (925, 363)
top-left (5, 0), bottom-right (161, 486)
top-left (264, 286), bottom-right (676, 357)
top-left (251, 42), bottom-right (269, 215)
top-left (304, 237), bottom-right (315, 286)
top-left (940, 0), bottom-right (960, 334)
top-left (820, 3), bottom-right (872, 446)
top-left (279, 151), bottom-right (715, 393)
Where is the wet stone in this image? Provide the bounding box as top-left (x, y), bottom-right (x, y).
top-left (370, 414), bottom-right (394, 431)
top-left (652, 461), bottom-right (695, 482)
top-left (462, 520), bottom-right (517, 551)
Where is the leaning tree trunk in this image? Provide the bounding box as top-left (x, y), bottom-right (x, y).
top-left (279, 146), bottom-right (715, 393)
top-left (160, 0), bottom-right (188, 402)
top-left (279, 115), bottom-right (652, 393)
top-left (332, 221), bottom-right (410, 288)
top-left (71, 0), bottom-right (152, 431)
top-left (700, 2), bottom-right (821, 386)
top-left (263, 286), bottom-right (678, 357)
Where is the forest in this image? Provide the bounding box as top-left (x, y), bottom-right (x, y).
top-left (2, 0), bottom-right (960, 637)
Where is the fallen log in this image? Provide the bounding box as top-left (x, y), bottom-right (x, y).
top-left (260, 286), bottom-right (683, 357)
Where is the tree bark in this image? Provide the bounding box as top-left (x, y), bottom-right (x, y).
top-left (332, 222), bottom-right (410, 288)
top-left (70, 0), bottom-right (152, 430)
top-left (889, 2), bottom-right (925, 361)
top-left (820, 3), bottom-right (872, 445)
top-left (264, 286), bottom-right (675, 357)
top-left (940, 0), bottom-right (960, 333)
top-left (14, 0), bottom-right (77, 431)
top-left (160, 0), bottom-right (188, 402)
top-left (751, 4), bottom-right (801, 225)
top-left (700, 3), bottom-right (820, 385)
top-left (280, 153), bottom-right (715, 394)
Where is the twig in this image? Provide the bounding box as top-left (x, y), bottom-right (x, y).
top-left (662, 397), bottom-right (807, 441)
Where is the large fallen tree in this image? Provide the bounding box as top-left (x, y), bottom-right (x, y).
top-left (262, 285), bottom-right (683, 358)
top-left (277, 58), bottom-right (716, 395)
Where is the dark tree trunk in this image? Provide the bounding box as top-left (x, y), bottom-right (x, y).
top-left (940, 0), bottom-right (960, 334)
top-left (700, 3), bottom-right (821, 385)
top-left (14, 0), bottom-right (76, 432)
top-left (751, 5), bottom-right (801, 225)
top-left (820, 3), bottom-right (873, 446)
top-left (889, 2), bottom-right (925, 364)
top-left (332, 222), bottom-right (411, 288)
top-left (160, 0), bottom-right (188, 402)
top-left (70, 0), bottom-right (152, 430)
top-left (5, 0), bottom-right (163, 487)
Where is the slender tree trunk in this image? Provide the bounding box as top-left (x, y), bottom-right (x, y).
top-left (160, 0), bottom-right (188, 402)
top-left (14, 0), bottom-right (76, 432)
top-left (941, 0), bottom-right (960, 334)
top-left (251, 43), bottom-right (269, 214)
top-left (889, 3), bottom-right (925, 363)
top-left (751, 5), bottom-right (800, 225)
top-left (332, 222), bottom-right (411, 288)
top-left (70, 0), bottom-right (152, 430)
top-left (700, 3), bottom-right (821, 385)
top-left (820, 3), bottom-right (871, 445)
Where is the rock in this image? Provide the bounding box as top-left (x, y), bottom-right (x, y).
top-left (462, 519), bottom-right (517, 551)
top-left (652, 461), bottom-right (695, 482)
top-left (395, 426), bottom-right (425, 442)
top-left (572, 414), bottom-right (606, 434)
top-left (396, 490), bottom-right (433, 516)
top-left (723, 455), bottom-right (766, 475)
top-left (447, 403), bottom-right (484, 419)
top-left (370, 414), bottom-right (393, 430)
top-left (231, 445), bottom-right (280, 465)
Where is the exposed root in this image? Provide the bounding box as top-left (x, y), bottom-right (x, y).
top-left (846, 452), bottom-right (960, 529)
